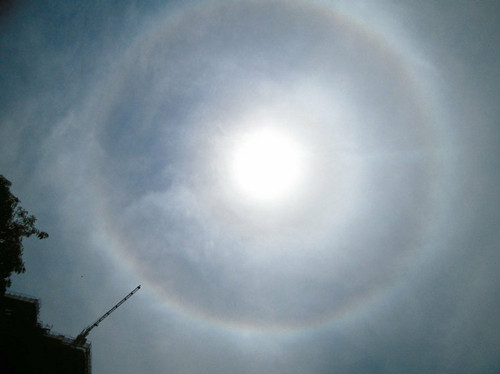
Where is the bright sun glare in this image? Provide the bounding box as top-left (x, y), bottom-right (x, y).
top-left (230, 128), bottom-right (305, 203)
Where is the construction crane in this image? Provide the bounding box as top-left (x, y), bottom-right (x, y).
top-left (73, 285), bottom-right (141, 346)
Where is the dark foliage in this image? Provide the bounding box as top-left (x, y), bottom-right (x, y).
top-left (0, 175), bottom-right (48, 296)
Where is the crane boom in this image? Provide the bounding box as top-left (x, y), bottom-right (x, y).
top-left (74, 285), bottom-right (141, 345)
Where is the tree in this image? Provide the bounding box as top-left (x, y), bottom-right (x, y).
top-left (0, 175), bottom-right (48, 296)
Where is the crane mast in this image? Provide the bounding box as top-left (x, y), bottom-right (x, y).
top-left (73, 285), bottom-right (141, 345)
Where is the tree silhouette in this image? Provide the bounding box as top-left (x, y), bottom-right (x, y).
top-left (0, 175), bottom-right (48, 296)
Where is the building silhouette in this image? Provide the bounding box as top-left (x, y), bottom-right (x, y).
top-left (0, 293), bottom-right (90, 374)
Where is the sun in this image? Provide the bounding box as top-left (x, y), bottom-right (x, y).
top-left (229, 127), bottom-right (305, 204)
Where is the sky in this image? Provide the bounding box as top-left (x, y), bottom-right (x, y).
top-left (1, 0), bottom-right (500, 373)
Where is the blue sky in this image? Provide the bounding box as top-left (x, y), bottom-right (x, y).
top-left (1, 1), bottom-right (500, 373)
